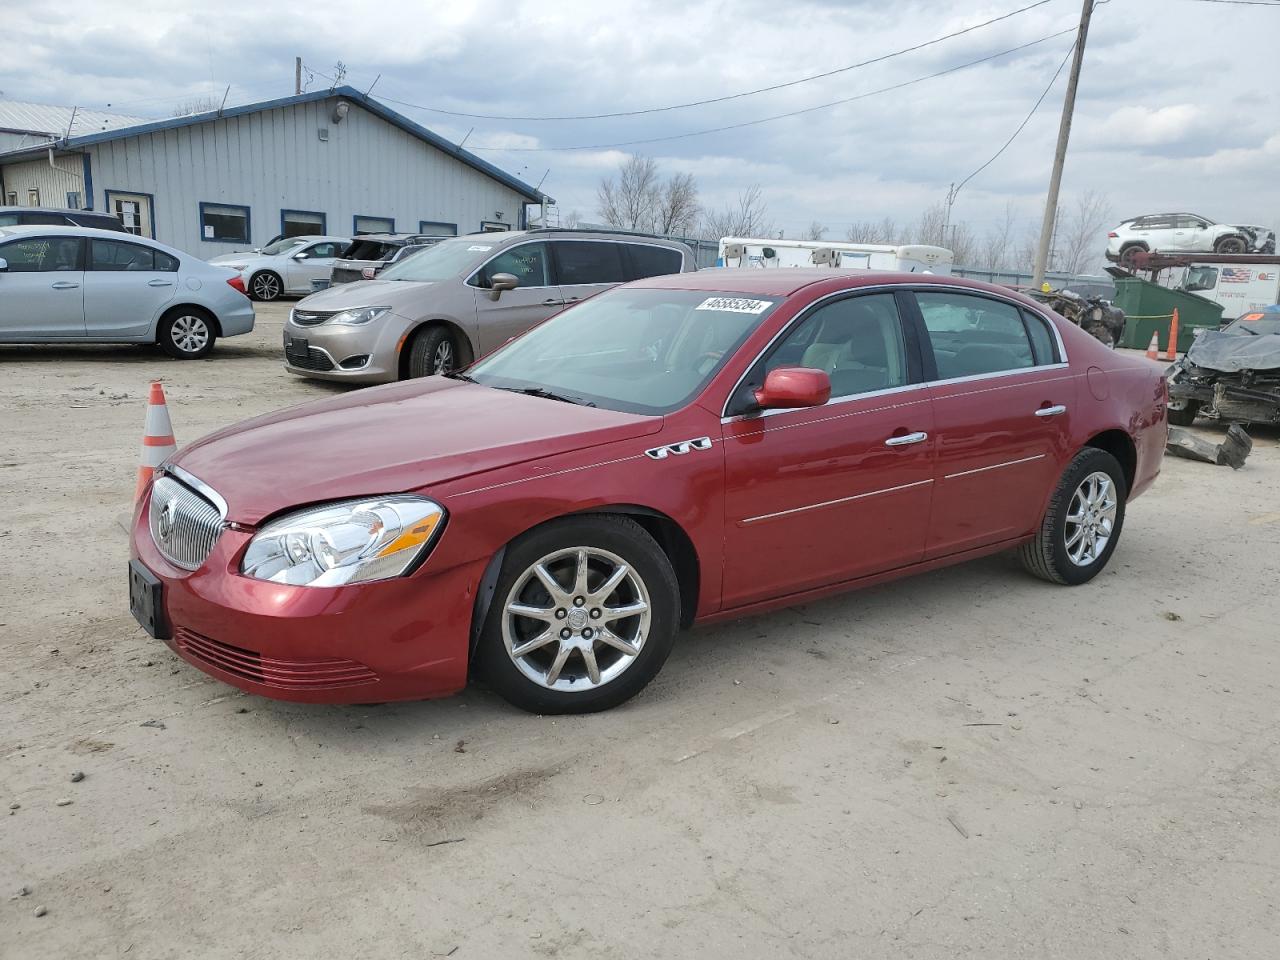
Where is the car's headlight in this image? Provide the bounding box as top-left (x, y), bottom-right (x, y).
top-left (327, 306), bottom-right (392, 326)
top-left (241, 496), bottom-right (445, 587)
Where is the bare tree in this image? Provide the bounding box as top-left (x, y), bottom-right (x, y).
top-left (561, 209), bottom-right (582, 229)
top-left (699, 185), bottom-right (773, 239)
top-left (980, 202), bottom-right (1021, 273)
top-left (170, 95), bottom-right (220, 117)
top-left (652, 172), bottom-right (700, 236)
top-left (597, 155), bottom-right (661, 231)
top-left (1054, 190), bottom-right (1112, 275)
top-left (804, 221), bottom-right (827, 241)
top-left (845, 218), bottom-right (900, 244)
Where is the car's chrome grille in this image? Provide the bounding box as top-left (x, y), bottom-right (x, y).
top-left (290, 310), bottom-right (332, 326)
top-left (149, 474), bottom-right (225, 571)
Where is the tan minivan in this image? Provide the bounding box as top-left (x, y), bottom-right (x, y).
top-left (282, 229), bottom-right (696, 383)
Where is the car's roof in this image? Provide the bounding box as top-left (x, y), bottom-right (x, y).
top-left (350, 233), bottom-right (438, 243)
top-left (0, 223), bottom-right (151, 239)
top-left (0, 205), bottom-right (116, 216)
top-left (628, 267), bottom-right (1024, 298)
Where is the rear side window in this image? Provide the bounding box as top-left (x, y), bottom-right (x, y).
top-left (0, 236), bottom-right (82, 272)
top-left (554, 241), bottom-right (627, 285)
top-left (1021, 310), bottom-right (1059, 364)
top-left (627, 243), bottom-right (683, 279)
top-left (916, 292), bottom-right (1035, 379)
top-left (91, 238), bottom-right (162, 271)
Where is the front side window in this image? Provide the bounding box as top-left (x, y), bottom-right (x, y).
top-left (281, 209), bottom-right (325, 238)
top-left (304, 242), bottom-right (340, 258)
top-left (468, 288), bottom-right (779, 415)
top-left (554, 241), bottom-right (627, 285)
top-left (628, 244), bottom-right (683, 279)
top-left (354, 215), bottom-right (394, 234)
top-left (91, 238), bottom-right (157, 271)
top-left (916, 292), bottom-right (1035, 379)
top-left (476, 242), bottom-right (551, 288)
top-left (0, 236), bottom-right (81, 272)
top-left (201, 203), bottom-right (250, 243)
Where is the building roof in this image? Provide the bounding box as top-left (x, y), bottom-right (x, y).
top-left (0, 87), bottom-right (547, 203)
top-left (0, 98), bottom-right (150, 143)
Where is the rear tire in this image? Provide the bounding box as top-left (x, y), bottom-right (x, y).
top-left (1018, 448), bottom-right (1127, 586)
top-left (1167, 401), bottom-right (1200, 427)
top-left (477, 515), bottom-right (680, 714)
top-left (158, 308), bottom-right (217, 360)
top-left (407, 326), bottom-right (457, 378)
top-left (249, 271), bottom-right (283, 301)
top-left (1119, 245), bottom-right (1146, 270)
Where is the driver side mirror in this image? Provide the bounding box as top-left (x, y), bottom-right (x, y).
top-left (754, 367), bottom-right (831, 411)
top-left (489, 272), bottom-right (519, 301)
top-left (0, 257), bottom-right (8, 272)
top-left (292, 251), bottom-right (309, 260)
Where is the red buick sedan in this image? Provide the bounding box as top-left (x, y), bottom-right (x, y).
top-left (129, 270), bottom-right (1167, 713)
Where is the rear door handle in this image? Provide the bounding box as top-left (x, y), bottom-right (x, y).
top-left (885, 431), bottom-right (928, 447)
top-left (148, 279), bottom-right (174, 287)
top-left (51, 281), bottom-right (80, 289)
top-left (1035, 404), bottom-right (1067, 418)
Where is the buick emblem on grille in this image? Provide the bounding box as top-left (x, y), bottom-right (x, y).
top-left (157, 497), bottom-right (178, 543)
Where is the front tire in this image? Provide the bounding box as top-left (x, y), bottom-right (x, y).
top-left (158, 308), bottom-right (216, 359)
top-left (477, 516), bottom-right (680, 714)
top-left (1214, 235), bottom-right (1247, 256)
top-left (1167, 400), bottom-right (1200, 427)
top-left (249, 271), bottom-right (283, 301)
top-left (407, 326), bottom-right (457, 378)
top-left (1018, 448), bottom-right (1127, 586)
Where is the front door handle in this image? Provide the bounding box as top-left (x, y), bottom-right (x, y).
top-left (885, 431), bottom-right (928, 447)
top-left (1035, 404), bottom-right (1067, 418)
top-left (148, 279), bottom-right (174, 287)
top-left (51, 281), bottom-right (80, 289)
top-left (541, 298), bottom-right (564, 306)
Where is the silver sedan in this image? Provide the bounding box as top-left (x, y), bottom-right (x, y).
top-left (0, 225), bottom-right (254, 359)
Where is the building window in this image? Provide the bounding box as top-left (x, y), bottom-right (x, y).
top-left (354, 215), bottom-right (394, 235)
top-left (66, 191), bottom-right (82, 210)
top-left (200, 202), bottom-right (251, 243)
top-left (281, 209), bottom-right (327, 239)
top-left (418, 220), bottom-right (458, 237)
top-left (480, 220), bottom-right (507, 232)
top-left (27, 189), bottom-right (40, 206)
top-left (5, 192), bottom-right (16, 205)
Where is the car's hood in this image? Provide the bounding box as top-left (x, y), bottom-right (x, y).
top-left (1185, 329), bottom-right (1280, 372)
top-left (169, 378), bottom-right (662, 524)
top-left (295, 278), bottom-right (436, 312)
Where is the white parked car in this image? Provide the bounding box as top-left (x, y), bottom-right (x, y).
top-left (0, 225), bottom-right (254, 359)
top-left (209, 234), bottom-right (349, 301)
top-left (1106, 214), bottom-right (1270, 269)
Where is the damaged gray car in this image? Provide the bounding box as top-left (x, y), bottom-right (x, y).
top-left (1166, 305), bottom-right (1280, 426)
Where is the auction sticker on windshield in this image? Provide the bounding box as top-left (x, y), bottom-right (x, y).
top-left (695, 297), bottom-right (772, 314)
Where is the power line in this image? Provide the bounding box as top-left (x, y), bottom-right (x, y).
top-left (1183, 0), bottom-right (1280, 5)
top-left (374, 0), bottom-right (1057, 122)
top-left (470, 28), bottom-right (1078, 153)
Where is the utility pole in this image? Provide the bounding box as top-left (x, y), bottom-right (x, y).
top-left (1032, 0), bottom-right (1093, 287)
top-left (294, 57), bottom-right (302, 96)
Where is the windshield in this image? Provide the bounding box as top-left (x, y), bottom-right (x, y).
top-left (261, 237), bottom-right (307, 256)
top-left (1225, 312), bottom-right (1280, 336)
top-left (342, 239), bottom-right (398, 262)
top-left (466, 288), bottom-right (780, 415)
top-left (379, 236), bottom-right (494, 282)
top-left (1181, 266), bottom-right (1218, 292)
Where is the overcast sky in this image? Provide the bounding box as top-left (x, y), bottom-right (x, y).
top-left (3, 0), bottom-right (1277, 240)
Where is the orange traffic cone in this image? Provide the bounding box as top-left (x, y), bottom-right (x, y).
top-left (1145, 330), bottom-right (1160, 361)
top-left (135, 382), bottom-right (177, 502)
top-left (1163, 308), bottom-right (1180, 361)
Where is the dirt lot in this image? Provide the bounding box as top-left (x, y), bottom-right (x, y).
top-left (3, 304), bottom-right (1279, 959)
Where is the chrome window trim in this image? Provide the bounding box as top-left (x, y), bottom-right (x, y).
top-left (162, 464), bottom-right (228, 519)
top-left (740, 478), bottom-right (934, 525)
top-left (718, 281), bottom-right (1072, 420)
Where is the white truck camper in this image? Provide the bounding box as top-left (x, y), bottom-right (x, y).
top-left (717, 237), bottom-right (954, 275)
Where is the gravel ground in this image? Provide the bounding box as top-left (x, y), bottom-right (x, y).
top-left (2, 303), bottom-right (1278, 959)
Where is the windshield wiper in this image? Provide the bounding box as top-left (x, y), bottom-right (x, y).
top-left (445, 371), bottom-right (477, 382)
top-left (499, 386), bottom-right (595, 407)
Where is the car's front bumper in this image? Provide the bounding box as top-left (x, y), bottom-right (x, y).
top-left (281, 311), bottom-right (410, 384)
top-left (129, 495), bottom-right (481, 704)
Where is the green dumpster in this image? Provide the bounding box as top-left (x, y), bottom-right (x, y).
top-left (1114, 277), bottom-right (1223, 353)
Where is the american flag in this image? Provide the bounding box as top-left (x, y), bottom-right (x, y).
top-left (1220, 268), bottom-right (1252, 284)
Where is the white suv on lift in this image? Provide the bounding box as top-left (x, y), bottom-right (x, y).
top-left (1106, 214), bottom-right (1267, 269)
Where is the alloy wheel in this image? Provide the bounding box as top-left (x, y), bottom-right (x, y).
top-left (170, 315), bottom-right (210, 354)
top-left (1064, 471), bottom-right (1117, 567)
top-left (252, 273), bottom-right (281, 300)
top-left (502, 546), bottom-right (652, 692)
top-left (433, 339), bottom-right (455, 374)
